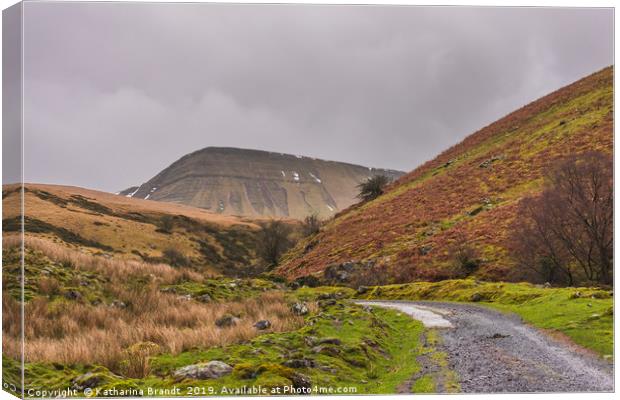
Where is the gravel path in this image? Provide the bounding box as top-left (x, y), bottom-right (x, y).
top-left (357, 300), bottom-right (614, 393)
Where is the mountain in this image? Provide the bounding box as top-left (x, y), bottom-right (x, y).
top-left (120, 147), bottom-right (404, 220)
top-left (276, 67), bottom-right (613, 282)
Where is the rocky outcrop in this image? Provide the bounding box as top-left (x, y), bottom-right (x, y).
top-left (173, 361), bottom-right (233, 380)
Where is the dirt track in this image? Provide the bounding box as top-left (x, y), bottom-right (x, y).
top-left (356, 300), bottom-right (614, 393)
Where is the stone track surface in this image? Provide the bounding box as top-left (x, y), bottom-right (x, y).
top-left (357, 300), bottom-right (614, 393)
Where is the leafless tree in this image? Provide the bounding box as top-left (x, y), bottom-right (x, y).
top-left (511, 151), bottom-right (612, 285)
top-left (256, 220), bottom-right (294, 267)
top-left (302, 214), bottom-right (321, 237)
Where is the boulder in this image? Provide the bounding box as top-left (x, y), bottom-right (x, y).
top-left (357, 286), bottom-right (369, 294)
top-left (64, 290), bottom-right (82, 300)
top-left (290, 372), bottom-right (312, 390)
top-left (196, 294), bottom-right (212, 303)
top-left (470, 293), bottom-right (483, 302)
top-left (253, 320), bottom-right (271, 330)
top-left (110, 300), bottom-right (127, 308)
top-left (318, 337), bottom-right (341, 345)
top-left (282, 358), bottom-right (316, 369)
top-left (291, 302), bottom-right (309, 316)
top-left (173, 361), bottom-right (232, 380)
top-left (71, 372), bottom-right (106, 390)
top-left (215, 314), bottom-right (240, 328)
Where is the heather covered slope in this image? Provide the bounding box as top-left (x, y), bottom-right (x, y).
top-left (123, 147), bottom-right (404, 220)
top-left (278, 67), bottom-right (613, 282)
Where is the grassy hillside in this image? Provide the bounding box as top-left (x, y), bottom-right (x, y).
top-left (2, 183), bottom-right (274, 275)
top-left (277, 67), bottom-right (613, 282)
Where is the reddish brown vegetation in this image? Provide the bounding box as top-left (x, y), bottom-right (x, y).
top-left (277, 67), bottom-right (613, 283)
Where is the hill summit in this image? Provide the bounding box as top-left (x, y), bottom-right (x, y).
top-left (120, 147), bottom-right (404, 220)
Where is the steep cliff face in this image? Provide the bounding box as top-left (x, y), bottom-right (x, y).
top-left (277, 67), bottom-right (613, 282)
top-left (122, 147), bottom-right (404, 219)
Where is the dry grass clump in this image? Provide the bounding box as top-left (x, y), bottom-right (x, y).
top-left (4, 288), bottom-right (302, 371)
top-left (3, 236), bottom-right (304, 373)
top-left (3, 235), bottom-right (204, 285)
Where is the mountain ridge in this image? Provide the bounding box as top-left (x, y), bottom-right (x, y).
top-left (120, 147), bottom-right (404, 220)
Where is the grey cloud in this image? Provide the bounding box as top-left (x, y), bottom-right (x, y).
top-left (19, 3), bottom-right (613, 192)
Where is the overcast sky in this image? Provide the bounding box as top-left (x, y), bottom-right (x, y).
top-left (13, 3), bottom-right (614, 192)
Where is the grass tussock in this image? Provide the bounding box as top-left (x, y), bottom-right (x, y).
top-left (2, 237), bottom-right (304, 372)
top-left (3, 289), bottom-right (302, 371)
top-left (3, 235), bottom-right (205, 285)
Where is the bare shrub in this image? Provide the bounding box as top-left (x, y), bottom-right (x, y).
top-left (510, 151), bottom-right (613, 285)
top-left (448, 233), bottom-right (480, 277)
top-left (302, 214), bottom-right (321, 237)
top-left (256, 220), bottom-right (293, 267)
top-left (163, 247), bottom-right (190, 267)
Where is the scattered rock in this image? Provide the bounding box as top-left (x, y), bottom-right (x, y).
top-left (357, 286), bottom-right (369, 294)
top-left (543, 282), bottom-right (551, 288)
top-left (418, 245), bottom-right (433, 256)
top-left (488, 333), bottom-right (510, 339)
top-left (71, 372), bottom-right (106, 390)
top-left (290, 372), bottom-right (312, 390)
top-left (283, 358), bottom-right (316, 369)
top-left (303, 336), bottom-right (318, 347)
top-left (291, 302), bottom-right (309, 316)
top-left (318, 337), bottom-right (342, 345)
top-left (173, 361), bottom-right (232, 380)
top-left (479, 154), bottom-right (505, 169)
top-left (196, 294), bottom-right (212, 303)
top-left (64, 290), bottom-right (82, 300)
top-left (318, 299), bottom-right (337, 308)
top-left (254, 320), bottom-right (271, 330)
top-left (470, 293), bottom-right (483, 302)
top-left (160, 287), bottom-right (177, 294)
top-left (215, 314), bottom-right (240, 328)
top-left (177, 294), bottom-right (192, 301)
top-left (311, 345), bottom-right (341, 356)
top-left (362, 305), bottom-right (373, 313)
top-left (110, 300), bottom-right (127, 309)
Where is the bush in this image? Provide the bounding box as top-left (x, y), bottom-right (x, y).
top-left (356, 175), bottom-right (391, 202)
top-left (256, 220), bottom-right (294, 267)
top-left (163, 248), bottom-right (190, 267)
top-left (302, 214), bottom-right (321, 237)
top-left (157, 215), bottom-right (174, 234)
top-left (448, 235), bottom-right (480, 276)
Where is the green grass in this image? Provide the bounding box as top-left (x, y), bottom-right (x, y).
top-left (357, 279), bottom-right (613, 357)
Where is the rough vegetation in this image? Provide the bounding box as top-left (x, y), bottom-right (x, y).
top-left (1, 184), bottom-right (290, 276)
top-left (277, 67), bottom-right (613, 284)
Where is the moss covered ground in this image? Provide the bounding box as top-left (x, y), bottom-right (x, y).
top-left (6, 298), bottom-right (435, 397)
